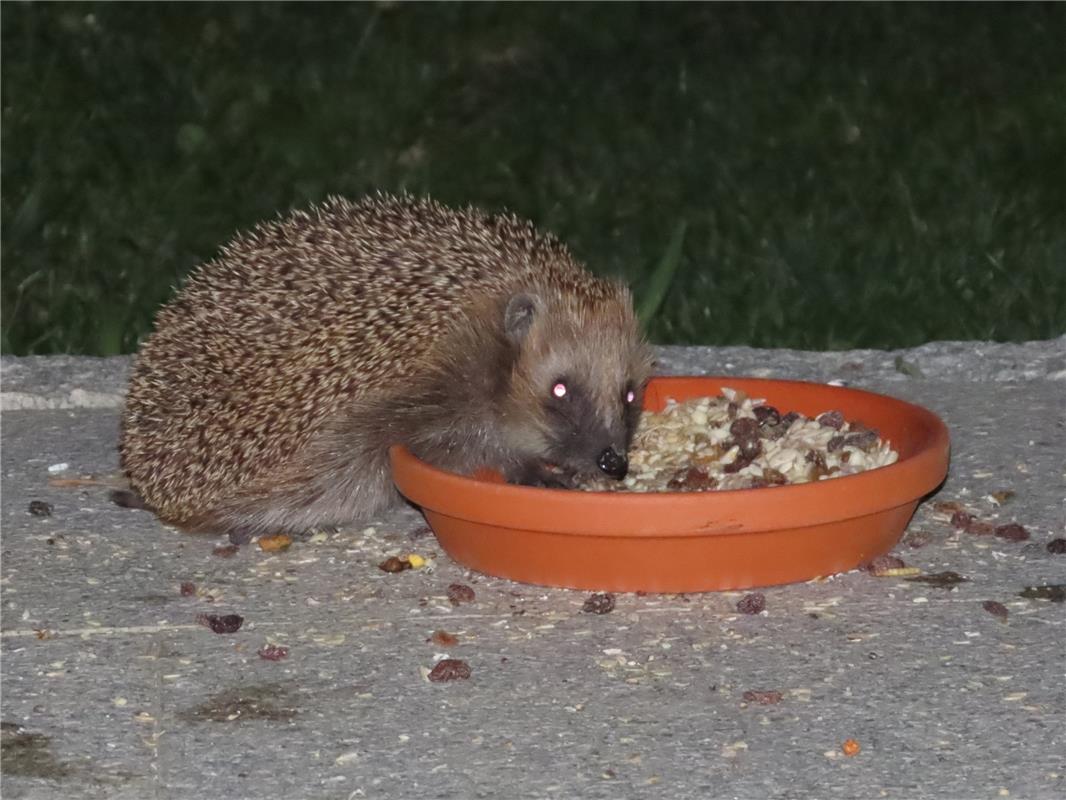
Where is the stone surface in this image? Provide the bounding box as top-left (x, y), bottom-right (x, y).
top-left (2, 342), bottom-right (1065, 799)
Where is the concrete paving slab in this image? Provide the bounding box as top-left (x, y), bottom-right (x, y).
top-left (2, 341), bottom-right (1064, 799)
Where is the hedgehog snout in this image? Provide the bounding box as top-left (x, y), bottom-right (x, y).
top-left (597, 447), bottom-right (628, 480)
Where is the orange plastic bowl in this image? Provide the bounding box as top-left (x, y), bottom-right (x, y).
top-left (389, 377), bottom-right (950, 593)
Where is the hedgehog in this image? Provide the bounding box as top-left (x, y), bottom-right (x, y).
top-left (119, 193), bottom-right (653, 539)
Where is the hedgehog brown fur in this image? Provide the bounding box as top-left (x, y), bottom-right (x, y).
top-left (120, 193), bottom-right (652, 537)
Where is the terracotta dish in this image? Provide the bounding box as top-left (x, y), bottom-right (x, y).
top-left (390, 377), bottom-right (950, 592)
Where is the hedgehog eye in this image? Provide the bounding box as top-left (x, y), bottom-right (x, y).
top-left (625, 389), bottom-right (636, 404)
top-left (551, 382), bottom-right (568, 399)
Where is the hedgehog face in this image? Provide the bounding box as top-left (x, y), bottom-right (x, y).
top-left (500, 289), bottom-right (652, 486)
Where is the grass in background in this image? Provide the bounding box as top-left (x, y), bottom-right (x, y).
top-left (2, 2), bottom-right (1064, 355)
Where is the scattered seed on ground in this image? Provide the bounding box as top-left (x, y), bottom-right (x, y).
top-left (258, 534), bottom-right (293, 552)
top-left (430, 630), bottom-right (459, 647)
top-left (378, 556), bottom-right (411, 573)
top-left (742, 689), bottom-right (783, 705)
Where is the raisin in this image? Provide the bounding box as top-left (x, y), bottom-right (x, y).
top-left (949, 510), bottom-right (975, 530)
top-left (994, 523), bottom-right (1029, 542)
top-left (805, 450), bottom-right (830, 480)
top-left (981, 600), bottom-right (1008, 622)
top-left (1047, 538), bottom-right (1066, 554)
top-left (428, 658), bottom-right (471, 682)
top-left (844, 430), bottom-right (879, 451)
top-left (179, 581), bottom-right (197, 597)
top-left (737, 437), bottom-right (762, 460)
top-left (257, 644), bottom-right (289, 661)
top-left (736, 592), bottom-right (765, 615)
top-left (430, 630), bottom-right (459, 647)
top-left (753, 405), bottom-right (781, 427)
top-left (197, 613), bottom-right (244, 634)
top-left (761, 468), bottom-right (788, 486)
top-left (212, 544), bottom-right (239, 558)
top-left (816, 410), bottom-right (845, 430)
top-left (729, 418), bottom-right (759, 441)
top-left (827, 435), bottom-right (846, 452)
top-left (447, 583), bottom-right (476, 605)
top-left (780, 411), bottom-right (802, 427)
top-left (680, 467), bottom-right (717, 491)
top-left (28, 500), bottom-right (53, 517)
top-left (742, 689), bottom-right (783, 705)
top-left (904, 530), bottom-right (932, 549)
top-left (378, 556), bottom-right (411, 573)
top-left (582, 592), bottom-right (616, 614)
top-left (724, 455), bottom-right (752, 474)
top-left (905, 571), bottom-right (968, 588)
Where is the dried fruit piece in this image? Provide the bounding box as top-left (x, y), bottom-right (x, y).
top-left (1019, 585), bottom-right (1066, 602)
top-left (826, 435), bottom-right (846, 452)
top-left (752, 405), bottom-right (780, 427)
top-left (904, 530), bottom-right (932, 549)
top-left (179, 581), bottom-right (197, 597)
top-left (212, 544), bottom-right (239, 558)
top-left (257, 644), bottom-right (289, 661)
top-left (842, 738), bottom-right (861, 757)
top-left (905, 571), bottom-right (968, 588)
top-left (428, 658), bottom-right (471, 682)
top-left (950, 510), bottom-right (975, 530)
top-left (816, 410), bottom-right (845, 430)
top-left (197, 613), bottom-right (244, 634)
top-left (258, 534), bottom-right (293, 552)
top-left (932, 500), bottom-right (964, 515)
top-left (761, 468), bottom-right (788, 486)
top-left (379, 556), bottom-right (411, 573)
top-left (966, 520), bottom-right (996, 536)
top-left (28, 500), bottom-right (53, 517)
top-left (736, 592), bottom-right (765, 615)
top-left (430, 630), bottom-right (459, 647)
top-left (1046, 538), bottom-right (1066, 555)
top-left (582, 592), bottom-right (616, 614)
top-left (729, 417), bottom-right (759, 441)
top-left (742, 689), bottom-right (783, 705)
top-left (843, 430), bottom-right (879, 451)
top-left (447, 583), bottom-right (476, 605)
top-left (981, 600), bottom-right (1008, 622)
top-left (993, 523), bottom-right (1029, 542)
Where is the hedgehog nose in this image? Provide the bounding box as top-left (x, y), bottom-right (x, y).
top-left (597, 447), bottom-right (628, 480)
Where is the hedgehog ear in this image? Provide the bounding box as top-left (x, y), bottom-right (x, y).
top-left (504, 293), bottom-right (539, 343)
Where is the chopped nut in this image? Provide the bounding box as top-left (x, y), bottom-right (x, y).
top-left (197, 613), bottom-right (244, 634)
top-left (582, 592), bottom-right (616, 614)
top-left (258, 534), bottom-right (293, 552)
top-left (736, 592), bottom-right (765, 615)
top-left (447, 583), bottom-right (476, 605)
top-left (742, 689), bottom-right (783, 705)
top-left (430, 630), bottom-right (459, 647)
top-left (428, 658), bottom-right (471, 682)
top-left (257, 643), bottom-right (289, 661)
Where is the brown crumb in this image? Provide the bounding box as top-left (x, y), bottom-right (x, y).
top-left (179, 581), bottom-right (197, 597)
top-left (1047, 538), bottom-right (1066, 555)
top-left (428, 658), bottom-right (471, 682)
top-left (258, 534), bottom-right (293, 552)
top-left (212, 544), bottom-right (239, 558)
top-left (430, 630), bottom-right (459, 647)
top-left (742, 689), bottom-right (783, 705)
top-left (842, 738), bottom-right (861, 757)
top-left (932, 500), bottom-right (964, 515)
top-left (447, 583), bottom-right (476, 605)
top-left (379, 556), bottom-right (412, 573)
top-left (736, 592), bottom-right (766, 615)
top-left (863, 555), bottom-right (905, 576)
top-left (904, 530), bottom-right (932, 549)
